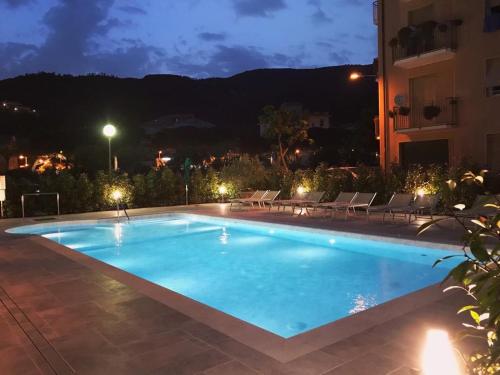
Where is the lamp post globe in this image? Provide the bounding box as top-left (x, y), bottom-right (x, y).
top-left (103, 124), bottom-right (117, 138)
top-left (102, 124), bottom-right (117, 174)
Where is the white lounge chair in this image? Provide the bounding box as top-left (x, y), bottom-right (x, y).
top-left (294, 191), bottom-right (326, 215)
top-left (229, 190), bottom-right (268, 210)
top-left (368, 193), bottom-right (414, 221)
top-left (273, 192), bottom-right (309, 211)
top-left (261, 190), bottom-right (281, 210)
top-left (344, 192), bottom-right (378, 218)
top-left (391, 194), bottom-right (440, 222)
top-left (315, 192), bottom-right (358, 217)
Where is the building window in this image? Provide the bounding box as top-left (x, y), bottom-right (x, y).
top-left (486, 57), bottom-right (500, 96)
top-left (319, 119), bottom-right (325, 128)
top-left (484, 0), bottom-right (500, 32)
top-left (487, 133), bottom-right (500, 170)
top-left (408, 4), bottom-right (434, 25)
top-left (399, 139), bottom-right (449, 167)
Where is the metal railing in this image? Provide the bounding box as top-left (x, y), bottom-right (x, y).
top-left (393, 97), bottom-right (458, 131)
top-left (372, 1), bottom-right (378, 26)
top-left (391, 22), bottom-right (458, 63)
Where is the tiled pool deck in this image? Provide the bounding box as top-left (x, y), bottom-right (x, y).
top-left (0, 204), bottom-right (480, 374)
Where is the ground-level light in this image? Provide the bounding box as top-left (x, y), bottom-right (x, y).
top-left (416, 187), bottom-right (427, 198)
top-left (421, 329), bottom-right (461, 375)
top-left (111, 190), bottom-right (122, 201)
top-left (297, 186), bottom-right (306, 195)
top-left (218, 185), bottom-right (227, 195)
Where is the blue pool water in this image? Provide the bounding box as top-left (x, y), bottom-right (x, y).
top-left (8, 214), bottom-right (459, 338)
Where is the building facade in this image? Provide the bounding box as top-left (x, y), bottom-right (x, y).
top-left (375, 0), bottom-right (500, 170)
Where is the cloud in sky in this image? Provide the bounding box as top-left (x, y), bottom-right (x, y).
top-left (198, 32), bottom-right (227, 42)
top-left (308, 0), bottom-right (333, 24)
top-left (118, 5), bottom-right (146, 15)
top-left (0, 0), bottom-right (376, 79)
top-left (0, 0), bottom-right (34, 8)
top-left (232, 0), bottom-right (287, 17)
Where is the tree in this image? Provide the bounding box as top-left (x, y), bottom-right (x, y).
top-left (259, 105), bottom-right (311, 171)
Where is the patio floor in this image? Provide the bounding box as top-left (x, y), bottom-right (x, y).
top-left (0, 204), bottom-right (479, 374)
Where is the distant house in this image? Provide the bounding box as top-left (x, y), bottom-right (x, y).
top-left (308, 112), bottom-right (331, 129)
top-left (259, 104), bottom-right (331, 137)
top-left (142, 114), bottom-right (216, 135)
top-left (1, 101), bottom-right (36, 114)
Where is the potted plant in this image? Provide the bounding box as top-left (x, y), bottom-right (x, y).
top-left (423, 104), bottom-right (441, 120)
top-left (389, 38), bottom-right (398, 48)
top-left (397, 26), bottom-right (413, 48)
top-left (398, 106), bottom-right (411, 116)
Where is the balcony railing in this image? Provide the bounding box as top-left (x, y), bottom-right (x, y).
top-left (390, 21), bottom-right (459, 64)
top-left (393, 97), bottom-right (458, 131)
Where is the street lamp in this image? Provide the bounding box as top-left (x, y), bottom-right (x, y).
top-left (349, 72), bottom-right (377, 81)
top-left (102, 124), bottom-right (117, 174)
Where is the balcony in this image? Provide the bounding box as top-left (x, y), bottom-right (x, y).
top-left (390, 20), bottom-right (461, 69)
top-left (393, 97), bottom-right (458, 132)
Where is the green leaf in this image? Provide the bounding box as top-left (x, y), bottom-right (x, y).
top-left (417, 217), bottom-right (447, 236)
top-left (470, 239), bottom-right (490, 262)
top-left (458, 305), bottom-right (479, 314)
top-left (432, 254), bottom-right (462, 268)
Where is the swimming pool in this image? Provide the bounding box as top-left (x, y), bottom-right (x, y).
top-left (8, 214), bottom-right (459, 338)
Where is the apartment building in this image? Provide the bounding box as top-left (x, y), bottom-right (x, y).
top-left (375, 0), bottom-right (500, 170)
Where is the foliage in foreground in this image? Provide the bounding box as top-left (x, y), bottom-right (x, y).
top-left (419, 171), bottom-right (500, 374)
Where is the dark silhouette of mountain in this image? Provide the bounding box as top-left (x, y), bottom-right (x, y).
top-left (0, 65), bottom-right (377, 170)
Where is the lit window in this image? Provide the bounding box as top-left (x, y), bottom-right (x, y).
top-left (486, 57), bottom-right (500, 96)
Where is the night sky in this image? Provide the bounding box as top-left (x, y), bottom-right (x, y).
top-left (0, 0), bottom-right (376, 79)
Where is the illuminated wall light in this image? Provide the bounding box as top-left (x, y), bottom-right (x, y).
top-left (349, 72), bottom-right (362, 80)
top-left (297, 186), bottom-right (306, 195)
top-left (421, 329), bottom-right (461, 375)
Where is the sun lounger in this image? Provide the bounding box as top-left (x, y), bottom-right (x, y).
top-left (273, 192), bottom-right (309, 211)
top-left (294, 191), bottom-right (326, 215)
top-left (390, 194), bottom-right (439, 223)
top-left (345, 192), bottom-right (378, 218)
top-left (314, 192), bottom-right (358, 217)
top-left (261, 190), bottom-right (281, 210)
top-left (229, 190), bottom-right (268, 210)
top-left (367, 193), bottom-right (414, 221)
top-left (455, 194), bottom-right (500, 218)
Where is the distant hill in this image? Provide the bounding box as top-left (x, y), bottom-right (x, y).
top-left (0, 65), bottom-right (377, 169)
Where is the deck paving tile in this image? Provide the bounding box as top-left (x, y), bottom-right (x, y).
top-left (322, 352), bottom-right (402, 375)
top-left (0, 347), bottom-right (45, 375)
top-left (126, 337), bottom-right (212, 373)
top-left (118, 329), bottom-right (191, 357)
top-left (203, 360), bottom-right (260, 375)
top-left (182, 321), bottom-right (233, 346)
top-left (280, 350), bottom-right (345, 375)
top-left (150, 348), bottom-right (231, 375)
